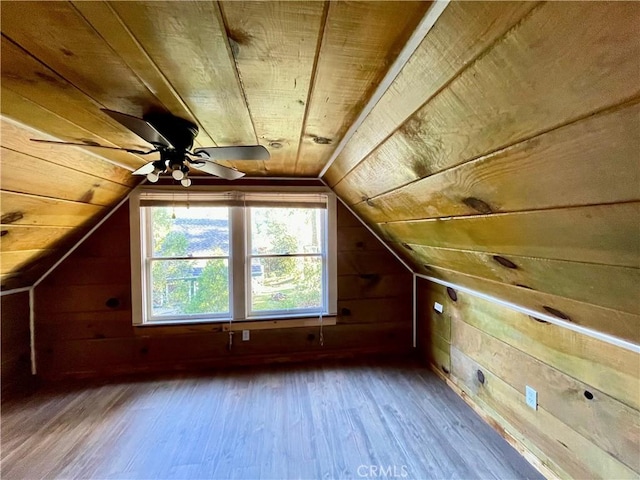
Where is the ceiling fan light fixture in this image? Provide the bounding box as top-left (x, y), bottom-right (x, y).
top-left (35, 109), bottom-right (271, 185)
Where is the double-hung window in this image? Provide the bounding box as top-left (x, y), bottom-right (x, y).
top-left (130, 187), bottom-right (336, 325)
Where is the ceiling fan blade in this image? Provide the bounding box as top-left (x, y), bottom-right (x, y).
top-left (102, 109), bottom-right (173, 149)
top-left (132, 162), bottom-right (157, 175)
top-left (191, 145), bottom-right (270, 161)
top-left (191, 160), bottom-right (245, 180)
top-left (30, 138), bottom-right (155, 155)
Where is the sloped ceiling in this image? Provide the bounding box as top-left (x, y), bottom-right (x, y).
top-left (0, 0), bottom-right (430, 287)
top-left (1, 2), bottom-right (639, 346)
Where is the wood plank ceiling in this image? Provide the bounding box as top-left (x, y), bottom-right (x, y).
top-left (0, 0), bottom-right (430, 288)
top-left (1, 1), bottom-right (638, 348)
top-left (323, 1), bottom-right (640, 344)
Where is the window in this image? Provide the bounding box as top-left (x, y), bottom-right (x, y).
top-left (130, 187), bottom-right (336, 325)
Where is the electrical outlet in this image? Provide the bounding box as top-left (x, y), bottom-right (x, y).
top-left (434, 302), bottom-right (444, 314)
top-left (242, 330), bottom-right (250, 341)
top-left (525, 385), bottom-right (537, 410)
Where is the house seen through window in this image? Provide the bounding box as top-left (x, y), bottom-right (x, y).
top-left (131, 188), bottom-right (336, 325)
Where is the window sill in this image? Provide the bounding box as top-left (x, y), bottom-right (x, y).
top-left (133, 315), bottom-right (337, 333)
top-left (222, 316), bottom-right (337, 332)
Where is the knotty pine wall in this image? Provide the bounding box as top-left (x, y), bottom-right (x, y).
top-left (33, 201), bottom-right (411, 380)
top-left (1, 291), bottom-right (31, 397)
top-left (323, 1), bottom-right (640, 347)
top-left (417, 278), bottom-right (639, 479)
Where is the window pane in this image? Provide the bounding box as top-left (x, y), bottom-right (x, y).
top-left (150, 259), bottom-right (229, 317)
top-left (250, 207), bottom-right (322, 255)
top-left (150, 206), bottom-right (229, 257)
top-left (251, 256), bottom-right (322, 313)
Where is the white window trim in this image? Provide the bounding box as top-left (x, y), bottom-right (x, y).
top-left (130, 186), bottom-right (337, 326)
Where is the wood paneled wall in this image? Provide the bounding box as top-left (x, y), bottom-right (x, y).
top-left (417, 278), bottom-right (640, 479)
top-left (1, 291), bottom-right (32, 397)
top-left (323, 1), bottom-right (640, 345)
top-left (33, 201), bottom-right (411, 380)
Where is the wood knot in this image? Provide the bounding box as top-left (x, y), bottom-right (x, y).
top-left (528, 315), bottom-right (549, 324)
top-left (401, 243), bottom-right (413, 251)
top-left (361, 196), bottom-right (374, 207)
top-left (542, 306), bottom-right (571, 321)
top-left (105, 297), bottom-right (120, 309)
top-left (1, 211), bottom-right (24, 224)
top-left (446, 287), bottom-right (458, 302)
top-left (462, 197), bottom-right (493, 214)
top-left (312, 136), bottom-right (332, 145)
top-left (493, 255), bottom-right (517, 269)
top-left (477, 369), bottom-right (485, 384)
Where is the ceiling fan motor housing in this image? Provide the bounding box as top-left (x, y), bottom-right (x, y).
top-left (143, 113), bottom-right (199, 152)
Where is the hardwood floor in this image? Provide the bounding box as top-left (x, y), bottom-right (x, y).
top-left (1, 360), bottom-right (543, 480)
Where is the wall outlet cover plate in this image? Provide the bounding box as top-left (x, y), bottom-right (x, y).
top-left (242, 330), bottom-right (250, 341)
top-left (525, 385), bottom-right (537, 410)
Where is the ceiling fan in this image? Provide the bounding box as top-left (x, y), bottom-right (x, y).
top-left (31, 109), bottom-right (269, 187)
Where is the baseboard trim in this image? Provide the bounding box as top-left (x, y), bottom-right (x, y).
top-left (428, 362), bottom-right (560, 480)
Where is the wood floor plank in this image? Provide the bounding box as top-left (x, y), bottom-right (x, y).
top-left (0, 361), bottom-right (543, 480)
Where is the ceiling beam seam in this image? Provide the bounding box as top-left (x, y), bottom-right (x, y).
top-left (327, 2), bottom-right (544, 188)
top-left (317, 0), bottom-right (450, 179)
top-left (217, 2), bottom-right (260, 147)
top-left (71, 2), bottom-right (215, 148)
top-left (292, 0), bottom-right (331, 175)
